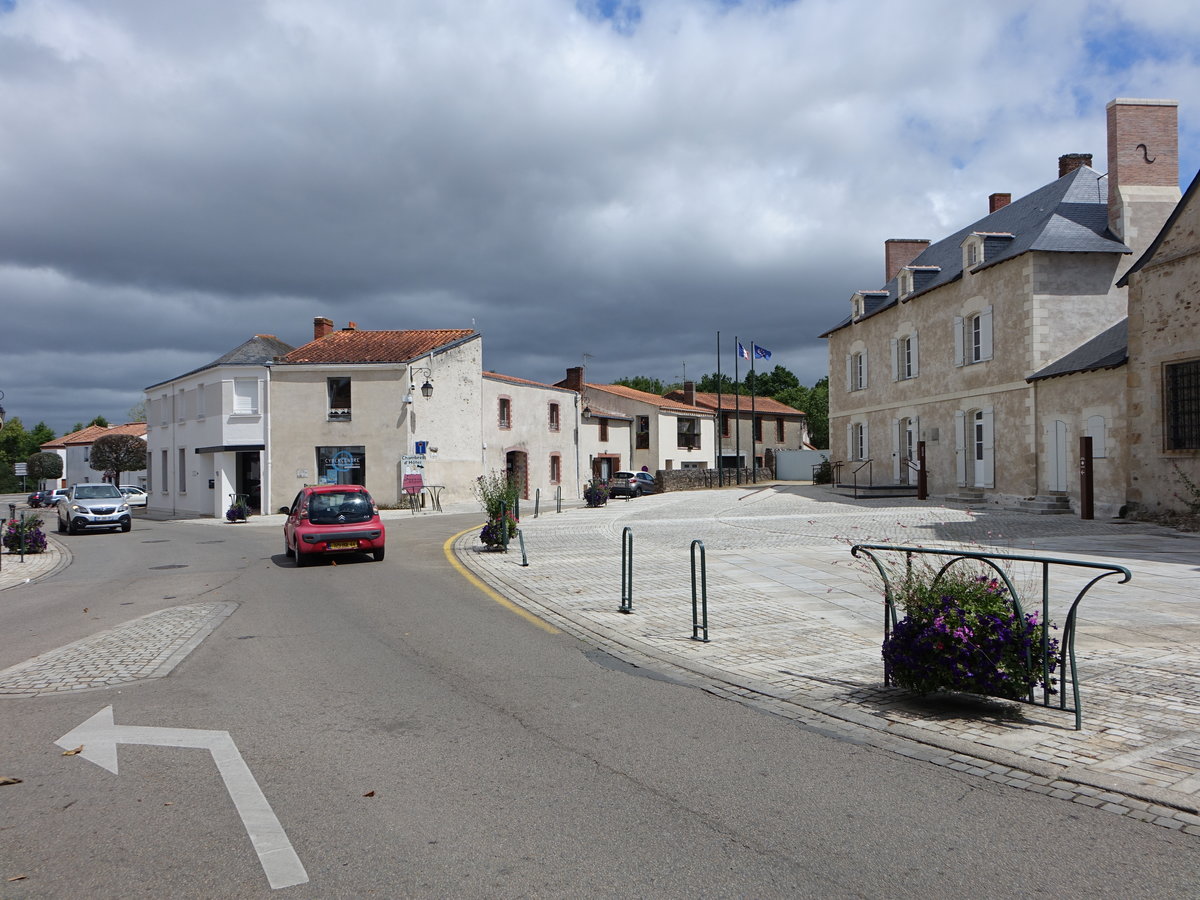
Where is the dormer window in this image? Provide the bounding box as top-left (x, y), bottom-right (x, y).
top-left (852, 296), bottom-right (865, 319)
top-left (967, 241), bottom-right (979, 267)
top-left (898, 270), bottom-right (912, 298)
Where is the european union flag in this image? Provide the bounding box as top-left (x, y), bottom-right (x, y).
top-left (753, 344), bottom-right (771, 360)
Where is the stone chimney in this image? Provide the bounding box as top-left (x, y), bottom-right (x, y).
top-left (313, 316), bottom-right (333, 340)
top-left (989, 192), bottom-right (1011, 213)
top-left (682, 380), bottom-right (696, 405)
top-left (562, 366), bottom-right (585, 393)
top-left (1107, 98), bottom-right (1179, 256)
top-left (885, 239), bottom-right (931, 284)
top-left (1058, 154), bottom-right (1093, 178)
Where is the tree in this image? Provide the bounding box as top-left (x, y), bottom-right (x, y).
top-left (26, 451), bottom-right (63, 485)
top-left (89, 434), bottom-right (147, 487)
top-left (697, 372), bottom-right (739, 394)
top-left (613, 376), bottom-right (667, 395)
top-left (88, 415), bottom-right (109, 428)
top-left (127, 401), bottom-right (147, 423)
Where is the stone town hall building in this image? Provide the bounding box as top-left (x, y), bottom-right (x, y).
top-left (821, 98), bottom-right (1194, 518)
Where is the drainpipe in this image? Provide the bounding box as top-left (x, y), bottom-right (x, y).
top-left (263, 361), bottom-right (273, 515)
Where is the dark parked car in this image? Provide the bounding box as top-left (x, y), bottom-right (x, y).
top-left (608, 471), bottom-right (657, 498)
top-left (27, 490), bottom-right (48, 507)
top-left (283, 484), bottom-right (385, 566)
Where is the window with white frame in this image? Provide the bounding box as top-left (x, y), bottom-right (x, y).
top-left (498, 397), bottom-right (511, 429)
top-left (549, 454), bottom-right (561, 484)
top-left (849, 421), bottom-right (868, 460)
top-left (847, 350), bottom-right (868, 391)
top-left (548, 402), bottom-right (560, 432)
top-left (892, 334), bottom-right (918, 381)
top-left (953, 307), bottom-right (993, 366)
top-left (327, 377), bottom-right (351, 421)
top-left (233, 379), bottom-right (260, 415)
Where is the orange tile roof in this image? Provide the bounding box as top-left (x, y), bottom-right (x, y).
top-left (665, 391), bottom-right (805, 416)
top-left (42, 422), bottom-right (148, 449)
top-left (588, 383), bottom-right (712, 415)
top-left (484, 371), bottom-right (574, 392)
top-left (279, 329), bottom-right (477, 365)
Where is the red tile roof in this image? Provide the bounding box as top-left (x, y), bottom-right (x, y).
top-left (41, 422), bottom-right (148, 450)
top-left (588, 383), bottom-right (712, 415)
top-left (665, 391), bottom-right (805, 416)
top-left (484, 371), bottom-right (574, 391)
top-left (278, 329), bottom-right (477, 364)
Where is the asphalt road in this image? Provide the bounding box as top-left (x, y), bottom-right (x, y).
top-left (2, 511), bottom-right (1198, 897)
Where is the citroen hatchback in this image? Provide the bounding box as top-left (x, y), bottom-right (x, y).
top-left (283, 484), bottom-right (385, 566)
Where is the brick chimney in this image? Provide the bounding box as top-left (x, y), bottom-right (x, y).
top-left (682, 380), bottom-right (696, 405)
top-left (988, 192), bottom-right (1011, 213)
top-left (313, 316), bottom-right (333, 340)
top-left (1106, 98), bottom-right (1179, 257)
top-left (562, 366), bottom-right (585, 393)
top-left (885, 239), bottom-right (931, 284)
top-left (341, 321), bottom-right (358, 331)
top-left (1058, 154), bottom-right (1093, 178)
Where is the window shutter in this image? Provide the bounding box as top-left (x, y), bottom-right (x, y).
top-left (979, 306), bottom-right (993, 361)
top-left (1087, 415), bottom-right (1107, 458)
top-left (862, 421), bottom-right (870, 460)
top-left (890, 339), bottom-right (899, 382)
top-left (982, 407), bottom-right (995, 488)
top-left (846, 423), bottom-right (853, 460)
top-left (861, 351), bottom-right (869, 389)
top-left (953, 316), bottom-right (964, 367)
top-left (845, 354), bottom-right (852, 392)
top-left (891, 418), bottom-right (901, 482)
top-left (954, 410), bottom-right (967, 486)
top-left (911, 333), bottom-right (919, 376)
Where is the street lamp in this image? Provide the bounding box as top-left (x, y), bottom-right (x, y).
top-left (406, 367), bottom-right (433, 402)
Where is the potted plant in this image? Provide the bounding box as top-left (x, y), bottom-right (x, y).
top-left (225, 499), bottom-right (251, 522)
top-left (473, 471), bottom-right (521, 549)
top-left (584, 480), bottom-right (609, 507)
top-left (881, 567), bottom-right (1059, 702)
top-left (3, 515), bottom-right (47, 554)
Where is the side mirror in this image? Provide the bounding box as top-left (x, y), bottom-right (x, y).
top-left (278, 507), bottom-right (290, 515)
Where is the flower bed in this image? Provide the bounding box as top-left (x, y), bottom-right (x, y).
top-left (881, 569), bottom-right (1059, 702)
top-left (3, 515), bottom-right (47, 554)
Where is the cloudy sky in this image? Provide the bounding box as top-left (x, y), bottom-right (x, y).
top-left (2, 0), bottom-right (1199, 436)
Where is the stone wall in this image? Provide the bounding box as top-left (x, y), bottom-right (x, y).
top-left (657, 467), bottom-right (772, 492)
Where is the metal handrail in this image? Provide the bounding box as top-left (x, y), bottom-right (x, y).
top-left (850, 543), bottom-right (1131, 730)
top-left (851, 459), bottom-right (873, 498)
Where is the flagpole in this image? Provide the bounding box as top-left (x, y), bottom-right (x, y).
top-left (750, 340), bottom-right (758, 484)
top-left (715, 331), bottom-right (723, 487)
top-left (734, 336), bottom-right (742, 485)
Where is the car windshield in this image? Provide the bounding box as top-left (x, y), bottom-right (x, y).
top-left (75, 485), bottom-right (122, 499)
top-left (307, 492), bottom-right (374, 524)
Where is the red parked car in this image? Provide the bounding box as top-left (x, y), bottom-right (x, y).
top-left (283, 485), bottom-right (385, 566)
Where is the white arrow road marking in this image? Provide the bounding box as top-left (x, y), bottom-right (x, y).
top-left (56, 706), bottom-right (308, 890)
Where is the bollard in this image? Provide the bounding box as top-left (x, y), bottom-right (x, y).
top-left (556, 485), bottom-right (561, 514)
top-left (690, 540), bottom-right (709, 642)
top-left (517, 529), bottom-right (529, 566)
top-left (618, 526), bottom-right (633, 613)
top-left (19, 511), bottom-right (27, 562)
top-left (534, 488), bottom-right (540, 519)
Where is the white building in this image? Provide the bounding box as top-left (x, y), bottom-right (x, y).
top-left (144, 334), bottom-right (295, 518)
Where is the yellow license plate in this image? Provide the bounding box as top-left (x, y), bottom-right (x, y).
top-left (329, 540), bottom-right (358, 550)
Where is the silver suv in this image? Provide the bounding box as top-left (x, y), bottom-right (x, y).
top-left (57, 483), bottom-right (132, 535)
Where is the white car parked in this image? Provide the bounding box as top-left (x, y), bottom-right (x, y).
top-left (119, 485), bottom-right (148, 508)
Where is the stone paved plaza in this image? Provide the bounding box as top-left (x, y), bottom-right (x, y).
top-left (457, 484), bottom-right (1200, 831)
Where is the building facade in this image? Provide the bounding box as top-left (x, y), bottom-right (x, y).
top-left (663, 382), bottom-right (811, 470)
top-left (144, 334), bottom-right (294, 518)
top-left (41, 423), bottom-right (148, 490)
top-left (822, 99), bottom-right (1180, 510)
top-left (482, 372), bottom-right (582, 502)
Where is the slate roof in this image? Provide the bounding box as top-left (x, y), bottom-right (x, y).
top-left (821, 166), bottom-right (1130, 337)
top-left (277, 329), bottom-right (476, 365)
top-left (663, 390), bottom-right (805, 417)
top-left (42, 422), bottom-right (147, 450)
top-left (145, 334), bottom-right (296, 390)
top-left (1027, 318), bottom-right (1128, 382)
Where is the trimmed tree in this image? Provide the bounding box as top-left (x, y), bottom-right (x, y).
top-left (90, 434), bottom-right (147, 488)
top-left (26, 451), bottom-right (64, 486)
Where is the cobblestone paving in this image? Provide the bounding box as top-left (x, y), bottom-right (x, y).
top-left (459, 485), bottom-right (1200, 831)
top-left (0, 602), bottom-right (237, 698)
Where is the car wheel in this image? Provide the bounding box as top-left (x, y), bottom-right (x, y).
top-left (284, 537), bottom-right (294, 558)
top-left (634, 487), bottom-right (643, 498)
top-left (373, 547), bottom-right (385, 562)
top-left (67, 519), bottom-right (77, 536)
top-left (121, 519), bottom-right (131, 533)
top-left (295, 548), bottom-right (311, 567)
top-left (57, 515), bottom-right (66, 534)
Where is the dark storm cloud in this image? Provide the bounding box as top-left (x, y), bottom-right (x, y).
top-left (1, 0), bottom-right (1199, 435)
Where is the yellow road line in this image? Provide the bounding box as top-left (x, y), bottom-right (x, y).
top-left (443, 526), bottom-right (561, 634)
